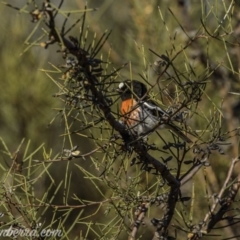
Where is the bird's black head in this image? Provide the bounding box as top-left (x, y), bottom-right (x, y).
top-left (117, 80), bottom-right (148, 101)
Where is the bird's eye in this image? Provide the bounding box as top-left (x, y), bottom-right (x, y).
top-left (118, 82), bottom-right (124, 89)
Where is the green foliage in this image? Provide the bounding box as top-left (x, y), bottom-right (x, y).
top-left (0, 1), bottom-right (240, 240)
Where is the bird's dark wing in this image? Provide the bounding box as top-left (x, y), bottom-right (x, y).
top-left (142, 100), bottom-right (168, 119)
top-left (142, 100), bottom-right (192, 143)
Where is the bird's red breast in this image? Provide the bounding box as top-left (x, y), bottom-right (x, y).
top-left (120, 99), bottom-right (136, 114)
top-left (120, 98), bottom-right (141, 126)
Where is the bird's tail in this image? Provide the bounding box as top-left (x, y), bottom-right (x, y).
top-left (167, 123), bottom-right (192, 143)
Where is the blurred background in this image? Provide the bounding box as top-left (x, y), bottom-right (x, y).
top-left (0, 0), bottom-right (240, 239)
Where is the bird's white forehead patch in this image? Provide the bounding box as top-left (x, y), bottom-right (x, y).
top-left (118, 82), bottom-right (125, 89)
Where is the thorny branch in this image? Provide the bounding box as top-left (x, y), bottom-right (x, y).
top-left (32, 2), bottom-right (183, 237)
top-left (29, 3), bottom-right (207, 239)
top-left (4, 1), bottom-right (240, 239)
top-left (188, 158), bottom-right (240, 240)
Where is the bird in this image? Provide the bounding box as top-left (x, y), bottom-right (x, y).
top-left (116, 79), bottom-right (192, 143)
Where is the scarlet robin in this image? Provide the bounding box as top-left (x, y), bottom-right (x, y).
top-left (117, 79), bottom-right (192, 143)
